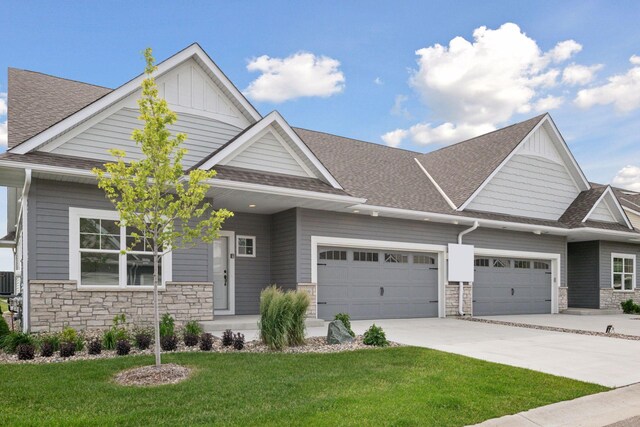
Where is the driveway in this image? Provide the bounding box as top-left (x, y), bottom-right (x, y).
top-left (341, 317), bottom-right (640, 388)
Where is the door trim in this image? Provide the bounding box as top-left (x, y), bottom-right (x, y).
top-left (473, 247), bottom-right (561, 314)
top-left (214, 230), bottom-right (236, 316)
top-left (311, 236), bottom-right (448, 318)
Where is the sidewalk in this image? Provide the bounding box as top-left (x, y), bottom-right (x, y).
top-left (471, 383), bottom-right (640, 427)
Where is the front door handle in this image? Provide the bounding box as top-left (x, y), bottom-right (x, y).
top-left (224, 269), bottom-right (227, 287)
top-left (380, 286), bottom-right (384, 296)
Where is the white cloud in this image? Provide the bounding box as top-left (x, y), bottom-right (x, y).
top-left (612, 165), bottom-right (640, 191)
top-left (575, 55), bottom-right (640, 112)
top-left (390, 94), bottom-right (411, 118)
top-left (381, 129), bottom-right (408, 148)
top-left (0, 92), bottom-right (7, 116)
top-left (562, 63), bottom-right (603, 85)
top-left (534, 95), bottom-right (564, 112)
top-left (243, 52), bottom-right (345, 103)
top-left (374, 77), bottom-right (383, 85)
top-left (385, 23), bottom-right (583, 147)
top-left (0, 121), bottom-right (6, 148)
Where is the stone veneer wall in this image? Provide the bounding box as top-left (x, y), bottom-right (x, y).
top-left (29, 280), bottom-right (214, 332)
top-left (445, 284), bottom-right (472, 316)
top-left (558, 287), bottom-right (568, 311)
top-left (297, 283), bottom-right (317, 318)
top-left (600, 289), bottom-right (634, 310)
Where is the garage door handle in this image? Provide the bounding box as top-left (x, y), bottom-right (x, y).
top-left (380, 286), bottom-right (384, 296)
top-left (317, 302), bottom-right (327, 305)
top-left (511, 288), bottom-right (514, 296)
top-left (317, 263), bottom-right (326, 266)
top-left (545, 299), bottom-right (551, 302)
top-left (429, 267), bottom-right (438, 270)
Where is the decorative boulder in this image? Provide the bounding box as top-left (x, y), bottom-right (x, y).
top-left (327, 320), bottom-right (355, 344)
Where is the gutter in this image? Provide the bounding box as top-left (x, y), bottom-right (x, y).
top-left (457, 221), bottom-right (479, 316)
top-left (20, 169), bottom-right (32, 333)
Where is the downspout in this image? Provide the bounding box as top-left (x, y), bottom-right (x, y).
top-left (21, 169), bottom-right (32, 333)
top-left (457, 221), bottom-right (479, 316)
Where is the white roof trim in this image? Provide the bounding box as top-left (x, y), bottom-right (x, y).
top-left (624, 206), bottom-right (640, 217)
top-left (198, 111), bottom-right (343, 189)
top-left (414, 158), bottom-right (457, 210)
top-left (458, 114), bottom-right (591, 211)
top-left (583, 186), bottom-right (633, 229)
top-left (10, 43), bottom-right (262, 155)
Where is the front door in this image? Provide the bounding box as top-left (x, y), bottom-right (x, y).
top-left (213, 231), bottom-right (234, 313)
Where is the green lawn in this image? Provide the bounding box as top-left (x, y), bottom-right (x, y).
top-left (0, 347), bottom-right (605, 426)
top-left (0, 298), bottom-right (7, 314)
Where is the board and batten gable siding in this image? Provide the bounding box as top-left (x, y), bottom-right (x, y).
top-left (599, 241), bottom-right (640, 289)
top-left (567, 241), bottom-right (600, 308)
top-left (296, 208), bottom-right (567, 286)
top-left (28, 179), bottom-right (212, 282)
top-left (51, 108), bottom-right (242, 169)
top-left (225, 130), bottom-right (310, 177)
top-left (270, 209), bottom-right (297, 291)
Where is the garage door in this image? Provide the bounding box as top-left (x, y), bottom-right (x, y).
top-left (317, 247), bottom-right (439, 320)
top-left (473, 257), bottom-right (552, 316)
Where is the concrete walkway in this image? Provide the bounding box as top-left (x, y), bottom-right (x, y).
top-left (471, 383), bottom-right (640, 426)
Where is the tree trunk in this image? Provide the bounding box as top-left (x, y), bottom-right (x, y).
top-left (153, 245), bottom-right (161, 367)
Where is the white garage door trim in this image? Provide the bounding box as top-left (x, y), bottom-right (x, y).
top-left (473, 248), bottom-right (561, 314)
top-left (311, 236), bottom-right (448, 318)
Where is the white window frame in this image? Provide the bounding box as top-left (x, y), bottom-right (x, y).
top-left (236, 235), bottom-right (256, 258)
top-left (69, 207), bottom-right (172, 289)
top-left (611, 253), bottom-right (636, 291)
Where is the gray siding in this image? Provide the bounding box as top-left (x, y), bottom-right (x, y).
top-left (567, 241), bottom-right (600, 308)
top-left (227, 131), bottom-right (309, 177)
top-left (270, 209), bottom-right (297, 290)
top-left (599, 241), bottom-right (640, 289)
top-left (296, 208), bottom-right (567, 285)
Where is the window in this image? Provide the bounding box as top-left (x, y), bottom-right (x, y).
top-left (474, 258), bottom-right (489, 267)
top-left (493, 259), bottom-right (511, 268)
top-left (534, 261), bottom-right (550, 270)
top-left (319, 250), bottom-right (347, 261)
top-left (70, 208), bottom-right (171, 288)
top-left (237, 236), bottom-right (256, 257)
top-left (612, 253), bottom-right (636, 291)
top-left (514, 260), bottom-right (531, 269)
top-left (414, 255), bottom-right (436, 265)
top-left (385, 253), bottom-right (408, 263)
top-left (353, 251), bottom-right (379, 262)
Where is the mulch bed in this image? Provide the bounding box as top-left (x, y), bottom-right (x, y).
top-left (113, 363), bottom-right (192, 386)
top-left (462, 317), bottom-right (640, 341)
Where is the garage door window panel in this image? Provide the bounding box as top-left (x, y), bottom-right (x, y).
top-left (514, 260), bottom-right (531, 269)
top-left (385, 253), bottom-right (408, 263)
top-left (354, 251), bottom-right (379, 262)
top-left (493, 259), bottom-right (511, 268)
top-left (612, 254), bottom-right (636, 291)
top-left (414, 255), bottom-right (436, 265)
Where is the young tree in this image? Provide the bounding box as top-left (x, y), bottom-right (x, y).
top-left (93, 48), bottom-right (233, 367)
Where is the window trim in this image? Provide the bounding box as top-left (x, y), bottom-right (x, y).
top-left (611, 252), bottom-right (636, 291)
top-left (236, 235), bottom-right (256, 258)
top-left (69, 207), bottom-right (172, 288)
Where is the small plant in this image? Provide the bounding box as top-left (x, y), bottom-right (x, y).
top-left (200, 333), bottom-right (213, 351)
top-left (39, 334), bottom-right (60, 352)
top-left (134, 331), bottom-right (152, 350)
top-left (116, 339), bottom-right (131, 356)
top-left (1, 332), bottom-right (35, 353)
top-left (363, 324), bottom-right (389, 347)
top-left (59, 341), bottom-right (76, 358)
top-left (160, 313), bottom-right (175, 338)
top-left (59, 326), bottom-right (85, 352)
top-left (160, 334), bottom-right (178, 351)
top-left (183, 332), bottom-right (198, 347)
top-left (40, 341), bottom-right (55, 357)
top-left (222, 329), bottom-right (233, 347)
top-left (621, 299), bottom-right (640, 314)
top-left (233, 332), bottom-right (245, 350)
top-left (184, 320), bottom-right (203, 336)
top-left (334, 313), bottom-right (355, 337)
top-left (102, 314), bottom-right (129, 350)
top-left (17, 343), bottom-right (36, 360)
top-left (88, 339), bottom-right (102, 355)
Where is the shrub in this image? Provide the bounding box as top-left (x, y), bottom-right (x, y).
top-left (160, 313), bottom-right (175, 338)
top-left (39, 334), bottom-right (60, 352)
top-left (17, 343), bottom-right (35, 360)
top-left (102, 315), bottom-right (129, 350)
top-left (363, 324), bottom-right (389, 347)
top-left (74, 336), bottom-right (85, 352)
top-left (222, 329), bottom-right (233, 347)
top-left (233, 333), bottom-right (245, 351)
top-left (88, 339), bottom-right (102, 355)
top-left (160, 334), bottom-right (178, 351)
top-left (334, 313), bottom-right (355, 337)
top-left (134, 331), bottom-right (152, 350)
top-left (289, 291), bottom-right (310, 346)
top-left (60, 326), bottom-right (85, 352)
top-left (184, 333), bottom-right (198, 347)
top-left (116, 340), bottom-right (131, 356)
top-left (200, 333), bottom-right (213, 351)
top-left (259, 286), bottom-right (311, 350)
top-left (40, 341), bottom-right (55, 358)
top-left (2, 332), bottom-right (35, 353)
top-left (59, 342), bottom-right (76, 358)
top-left (184, 320), bottom-right (203, 336)
top-left (621, 299), bottom-right (640, 314)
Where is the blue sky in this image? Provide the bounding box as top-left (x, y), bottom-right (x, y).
top-left (1, 1), bottom-right (640, 267)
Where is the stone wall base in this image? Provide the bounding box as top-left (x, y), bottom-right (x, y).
top-left (29, 280), bottom-right (214, 332)
top-left (558, 287), bottom-right (568, 311)
top-left (297, 283), bottom-right (317, 318)
top-left (445, 283), bottom-right (472, 316)
top-left (600, 289), bottom-right (635, 310)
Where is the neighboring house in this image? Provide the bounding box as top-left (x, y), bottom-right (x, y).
top-left (1, 44), bottom-right (639, 333)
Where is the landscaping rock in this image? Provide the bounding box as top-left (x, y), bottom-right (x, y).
top-left (327, 320), bottom-right (355, 344)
